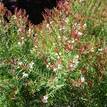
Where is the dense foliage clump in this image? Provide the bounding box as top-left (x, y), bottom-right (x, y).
top-left (0, 0), bottom-right (107, 107)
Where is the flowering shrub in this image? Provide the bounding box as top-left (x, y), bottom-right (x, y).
top-left (0, 0), bottom-right (107, 107)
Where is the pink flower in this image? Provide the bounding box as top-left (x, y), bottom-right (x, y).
top-left (42, 95), bottom-right (48, 103)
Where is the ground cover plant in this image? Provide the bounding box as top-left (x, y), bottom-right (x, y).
top-left (0, 0), bottom-right (107, 107)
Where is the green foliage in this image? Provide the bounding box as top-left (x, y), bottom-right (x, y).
top-left (0, 0), bottom-right (107, 107)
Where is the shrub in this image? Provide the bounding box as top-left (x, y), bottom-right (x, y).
top-left (0, 0), bottom-right (107, 107)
